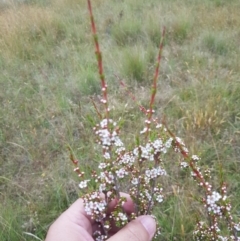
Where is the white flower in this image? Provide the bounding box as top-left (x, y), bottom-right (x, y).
top-left (79, 180), bottom-right (90, 189)
top-left (118, 212), bottom-right (128, 221)
top-left (206, 191), bottom-right (222, 215)
top-left (119, 153), bottom-right (135, 166)
top-left (165, 138), bottom-right (173, 148)
top-left (156, 124), bottom-right (162, 129)
top-left (99, 162), bottom-right (107, 169)
top-left (145, 167), bottom-right (167, 180)
top-left (218, 236), bottom-right (228, 241)
top-left (99, 183), bottom-right (106, 192)
top-left (206, 191), bottom-right (222, 205)
top-left (98, 171), bottom-right (114, 184)
top-left (116, 168), bottom-right (128, 178)
top-left (234, 223), bottom-right (240, 231)
top-left (140, 127), bottom-right (148, 134)
top-left (156, 194), bottom-right (163, 203)
top-left (180, 162), bottom-right (188, 168)
top-left (192, 155), bottom-right (200, 161)
top-left (131, 178), bottom-right (139, 185)
top-left (152, 138), bottom-right (163, 150)
top-left (103, 152), bottom-right (110, 159)
top-left (114, 137), bottom-right (124, 147)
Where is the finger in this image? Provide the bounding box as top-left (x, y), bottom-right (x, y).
top-left (45, 199), bottom-right (94, 241)
top-left (107, 215), bottom-right (156, 241)
top-left (107, 192), bottom-right (135, 214)
top-left (65, 198), bottom-right (94, 227)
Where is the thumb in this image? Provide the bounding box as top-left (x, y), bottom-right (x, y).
top-left (108, 215), bottom-right (156, 241)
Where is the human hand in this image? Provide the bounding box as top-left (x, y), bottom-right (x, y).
top-left (45, 195), bottom-right (156, 241)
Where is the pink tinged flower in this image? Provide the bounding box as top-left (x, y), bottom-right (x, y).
top-left (116, 168), bottom-right (128, 178)
top-left (125, 154), bottom-right (135, 165)
top-left (145, 119), bottom-right (151, 124)
top-left (191, 172), bottom-right (197, 177)
top-left (182, 146), bottom-right (189, 153)
top-left (98, 162), bottom-right (108, 169)
top-left (175, 137), bottom-right (184, 145)
top-left (99, 171), bottom-right (114, 184)
top-left (100, 99), bottom-right (107, 104)
top-left (79, 180), bottom-right (90, 189)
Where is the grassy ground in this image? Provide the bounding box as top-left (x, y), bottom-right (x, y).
top-left (0, 0), bottom-right (240, 240)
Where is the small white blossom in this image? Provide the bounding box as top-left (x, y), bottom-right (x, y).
top-left (180, 161), bottom-right (188, 168)
top-left (131, 178), bottom-right (139, 185)
top-left (103, 152), bottom-right (110, 159)
top-left (234, 223), bottom-right (240, 231)
top-left (165, 138), bottom-right (173, 148)
top-left (207, 191), bottom-right (222, 205)
top-left (206, 191), bottom-right (222, 215)
top-left (156, 124), bottom-right (162, 129)
top-left (118, 212), bottom-right (128, 221)
top-left (145, 167), bottom-right (167, 180)
top-left (140, 127), bottom-right (148, 134)
top-left (98, 162), bottom-right (107, 169)
top-left (79, 180), bottom-right (90, 189)
top-left (116, 168), bottom-right (128, 178)
top-left (119, 153), bottom-right (135, 166)
top-left (218, 236), bottom-right (229, 241)
top-left (99, 183), bottom-right (106, 192)
top-left (98, 172), bottom-right (114, 184)
top-left (192, 155), bottom-right (200, 161)
top-left (156, 194), bottom-right (163, 203)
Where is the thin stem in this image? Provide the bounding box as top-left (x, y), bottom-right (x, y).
top-left (145, 27), bottom-right (166, 140)
top-left (68, 146), bottom-right (84, 178)
top-left (146, 153), bottom-right (160, 215)
top-left (87, 0), bottom-right (109, 119)
top-left (165, 125), bottom-right (210, 192)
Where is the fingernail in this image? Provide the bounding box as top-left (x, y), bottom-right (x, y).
top-left (138, 215), bottom-right (156, 240)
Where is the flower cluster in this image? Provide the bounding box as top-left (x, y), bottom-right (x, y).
top-left (68, 1), bottom-right (240, 240)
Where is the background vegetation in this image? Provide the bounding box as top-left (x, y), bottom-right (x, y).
top-left (0, 0), bottom-right (239, 240)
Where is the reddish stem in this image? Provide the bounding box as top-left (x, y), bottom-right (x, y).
top-left (87, 0), bottom-right (109, 119)
top-left (145, 27), bottom-right (166, 139)
top-left (68, 146), bottom-right (84, 178)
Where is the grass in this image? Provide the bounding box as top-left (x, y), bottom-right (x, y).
top-left (0, 0), bottom-right (240, 240)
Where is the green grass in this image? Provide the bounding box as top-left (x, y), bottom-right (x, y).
top-left (0, 0), bottom-right (240, 240)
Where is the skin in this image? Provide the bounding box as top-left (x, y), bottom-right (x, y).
top-left (45, 196), bottom-right (156, 241)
